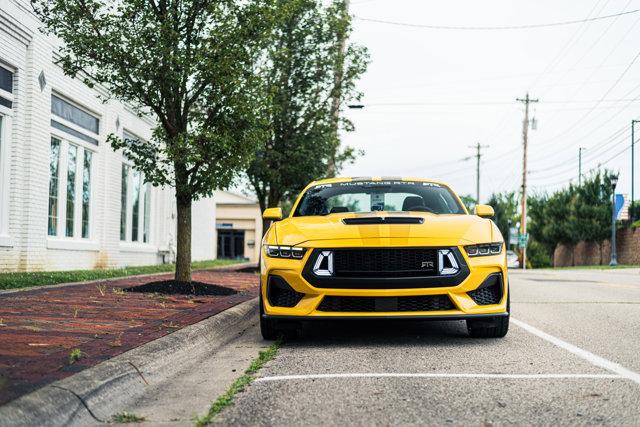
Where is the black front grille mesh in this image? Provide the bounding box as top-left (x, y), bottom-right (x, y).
top-left (333, 248), bottom-right (438, 277)
top-left (267, 276), bottom-right (304, 308)
top-left (317, 295), bottom-right (454, 312)
top-left (468, 274), bottom-right (503, 305)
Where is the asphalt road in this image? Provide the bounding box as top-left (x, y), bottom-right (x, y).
top-left (214, 268), bottom-right (640, 426)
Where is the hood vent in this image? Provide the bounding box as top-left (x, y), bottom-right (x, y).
top-left (342, 217), bottom-right (424, 225)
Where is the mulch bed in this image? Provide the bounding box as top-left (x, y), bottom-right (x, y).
top-left (124, 280), bottom-right (238, 296)
top-left (0, 266), bottom-right (258, 406)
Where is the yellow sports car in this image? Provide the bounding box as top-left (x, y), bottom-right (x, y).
top-left (260, 177), bottom-right (509, 339)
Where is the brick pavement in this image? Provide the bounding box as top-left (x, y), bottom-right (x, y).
top-left (0, 267), bottom-right (259, 405)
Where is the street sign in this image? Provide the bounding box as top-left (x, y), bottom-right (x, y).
top-left (508, 227), bottom-right (518, 246)
top-left (616, 194), bottom-right (630, 221)
top-left (518, 233), bottom-right (529, 249)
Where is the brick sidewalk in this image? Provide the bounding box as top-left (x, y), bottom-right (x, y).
top-left (0, 267), bottom-right (258, 406)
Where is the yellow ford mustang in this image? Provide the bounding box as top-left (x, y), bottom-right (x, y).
top-left (260, 177), bottom-right (509, 339)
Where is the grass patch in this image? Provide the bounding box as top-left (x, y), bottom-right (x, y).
top-left (195, 341), bottom-right (280, 427)
top-left (0, 259), bottom-right (244, 291)
top-left (68, 348), bottom-right (82, 364)
top-left (111, 412), bottom-right (146, 423)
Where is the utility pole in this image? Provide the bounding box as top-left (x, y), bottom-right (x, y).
top-left (469, 143), bottom-right (489, 204)
top-left (632, 120), bottom-right (639, 222)
top-left (516, 93), bottom-right (538, 270)
top-left (578, 147), bottom-right (586, 186)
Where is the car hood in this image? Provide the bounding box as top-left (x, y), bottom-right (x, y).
top-left (273, 212), bottom-right (495, 246)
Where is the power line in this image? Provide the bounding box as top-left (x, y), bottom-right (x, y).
top-left (527, 0), bottom-right (609, 91)
top-left (531, 144), bottom-right (630, 188)
top-left (530, 125), bottom-right (628, 174)
top-left (355, 9), bottom-right (640, 31)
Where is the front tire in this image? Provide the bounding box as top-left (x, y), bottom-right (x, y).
top-left (260, 293), bottom-right (279, 340)
top-left (466, 314), bottom-right (509, 338)
top-left (467, 289), bottom-right (510, 338)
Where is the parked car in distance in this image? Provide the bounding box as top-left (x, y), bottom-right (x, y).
top-left (506, 250), bottom-right (520, 268)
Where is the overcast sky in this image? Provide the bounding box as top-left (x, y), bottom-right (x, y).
top-left (341, 0), bottom-right (640, 202)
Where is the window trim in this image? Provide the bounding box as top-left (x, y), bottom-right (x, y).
top-left (0, 110), bottom-right (12, 247)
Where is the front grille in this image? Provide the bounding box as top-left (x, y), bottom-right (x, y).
top-left (317, 295), bottom-right (455, 312)
top-left (333, 248), bottom-right (438, 277)
top-left (267, 276), bottom-right (304, 308)
top-left (467, 274), bottom-right (503, 305)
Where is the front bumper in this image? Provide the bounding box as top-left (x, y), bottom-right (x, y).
top-left (261, 245), bottom-right (509, 318)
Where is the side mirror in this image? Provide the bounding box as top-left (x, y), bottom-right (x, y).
top-left (262, 207), bottom-right (283, 221)
top-left (474, 204), bottom-right (495, 218)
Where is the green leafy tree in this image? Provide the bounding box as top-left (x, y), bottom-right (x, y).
top-left (527, 170), bottom-right (615, 266)
top-left (486, 192), bottom-right (519, 242)
top-left (33, 0), bottom-right (273, 282)
top-left (246, 0), bottom-right (368, 231)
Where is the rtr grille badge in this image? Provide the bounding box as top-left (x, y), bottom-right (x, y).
top-left (313, 251), bottom-right (334, 276)
top-left (438, 249), bottom-right (460, 275)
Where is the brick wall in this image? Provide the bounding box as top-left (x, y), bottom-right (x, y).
top-left (553, 228), bottom-right (640, 267)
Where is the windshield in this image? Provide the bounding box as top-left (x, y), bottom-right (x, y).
top-left (293, 181), bottom-right (466, 217)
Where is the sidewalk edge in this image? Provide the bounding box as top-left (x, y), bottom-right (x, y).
top-left (0, 297), bottom-right (259, 427)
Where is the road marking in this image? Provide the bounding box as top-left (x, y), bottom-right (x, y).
top-left (512, 317), bottom-right (640, 385)
top-left (256, 373), bottom-right (620, 382)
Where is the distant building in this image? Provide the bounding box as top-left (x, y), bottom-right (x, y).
top-left (0, 1), bottom-right (215, 272)
top-left (215, 191), bottom-right (263, 262)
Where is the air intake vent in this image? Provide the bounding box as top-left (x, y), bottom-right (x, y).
top-left (342, 217), bottom-right (424, 225)
top-left (317, 295), bottom-right (454, 312)
top-left (467, 274), bottom-right (503, 305)
top-left (267, 276), bottom-right (304, 308)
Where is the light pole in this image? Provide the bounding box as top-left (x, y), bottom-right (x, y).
top-left (609, 174), bottom-right (619, 266)
top-left (632, 120), bottom-right (639, 222)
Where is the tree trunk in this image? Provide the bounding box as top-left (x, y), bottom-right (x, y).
top-left (175, 197), bottom-right (192, 283)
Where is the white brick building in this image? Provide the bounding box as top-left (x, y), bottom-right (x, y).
top-left (0, 1), bottom-right (217, 272)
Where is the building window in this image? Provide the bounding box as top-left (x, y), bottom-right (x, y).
top-left (0, 64), bottom-right (13, 244)
top-left (81, 150), bottom-right (92, 238)
top-left (48, 138), bottom-right (61, 236)
top-left (0, 67), bottom-right (12, 93)
top-left (48, 93), bottom-right (97, 241)
top-left (48, 136), bottom-right (94, 240)
top-left (65, 144), bottom-right (77, 237)
top-left (50, 94), bottom-right (99, 146)
top-left (143, 183), bottom-right (151, 243)
top-left (0, 66), bottom-right (12, 109)
top-left (120, 130), bottom-right (152, 244)
top-left (51, 94), bottom-right (99, 134)
top-left (120, 164), bottom-right (129, 241)
top-left (131, 170), bottom-right (141, 242)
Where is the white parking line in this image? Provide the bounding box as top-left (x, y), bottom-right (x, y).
top-left (256, 373), bottom-right (620, 382)
top-left (512, 317), bottom-right (640, 385)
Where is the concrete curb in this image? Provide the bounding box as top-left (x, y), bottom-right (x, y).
top-left (0, 261), bottom-right (253, 295)
top-left (0, 297), bottom-right (259, 427)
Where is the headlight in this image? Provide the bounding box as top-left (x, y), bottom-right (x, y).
top-left (264, 245), bottom-right (306, 259)
top-left (465, 243), bottom-right (503, 257)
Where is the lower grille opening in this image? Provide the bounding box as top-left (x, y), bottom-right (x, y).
top-left (317, 295), bottom-right (455, 312)
top-left (467, 274), bottom-right (503, 305)
top-left (267, 276), bottom-right (304, 308)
